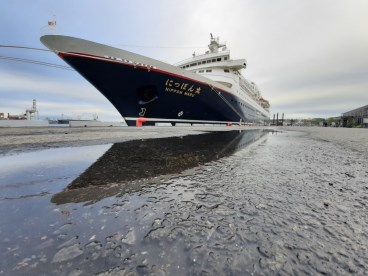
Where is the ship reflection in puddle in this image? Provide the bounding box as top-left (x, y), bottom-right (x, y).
top-left (52, 130), bottom-right (269, 205)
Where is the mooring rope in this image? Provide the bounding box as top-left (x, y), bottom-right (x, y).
top-left (209, 84), bottom-right (245, 123)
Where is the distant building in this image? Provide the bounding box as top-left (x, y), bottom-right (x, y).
top-left (1, 99), bottom-right (39, 121)
top-left (341, 105), bottom-right (368, 127)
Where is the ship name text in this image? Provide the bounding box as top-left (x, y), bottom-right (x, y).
top-left (165, 79), bottom-right (202, 98)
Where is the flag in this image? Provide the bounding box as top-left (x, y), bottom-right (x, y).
top-left (48, 21), bottom-right (56, 26)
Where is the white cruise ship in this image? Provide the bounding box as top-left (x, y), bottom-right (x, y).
top-left (41, 34), bottom-right (270, 126)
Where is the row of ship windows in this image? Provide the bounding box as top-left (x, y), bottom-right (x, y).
top-left (196, 69), bottom-right (230, 73)
top-left (230, 99), bottom-right (255, 113)
top-left (180, 56), bottom-right (228, 69)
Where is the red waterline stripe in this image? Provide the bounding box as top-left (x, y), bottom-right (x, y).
top-left (58, 51), bottom-right (233, 96)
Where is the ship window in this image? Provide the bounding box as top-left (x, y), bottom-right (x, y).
top-left (206, 69), bottom-right (212, 72)
top-left (207, 60), bottom-right (211, 63)
top-left (224, 69), bottom-right (230, 73)
top-left (217, 81), bottom-right (232, 88)
top-left (198, 70), bottom-right (204, 73)
top-left (212, 59), bottom-right (216, 62)
top-left (217, 58), bottom-right (221, 61)
top-left (202, 61), bottom-right (206, 64)
top-left (224, 57), bottom-right (228, 60)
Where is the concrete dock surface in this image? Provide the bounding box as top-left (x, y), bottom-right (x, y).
top-left (0, 126), bottom-right (367, 275)
top-left (1, 125), bottom-right (366, 154)
top-left (0, 126), bottom-right (263, 155)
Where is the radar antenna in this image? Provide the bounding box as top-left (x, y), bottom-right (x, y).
top-left (208, 34), bottom-right (226, 53)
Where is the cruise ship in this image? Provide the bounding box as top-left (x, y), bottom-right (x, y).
top-left (41, 34), bottom-right (270, 126)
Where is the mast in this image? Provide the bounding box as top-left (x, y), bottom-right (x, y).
top-left (208, 33), bottom-right (226, 53)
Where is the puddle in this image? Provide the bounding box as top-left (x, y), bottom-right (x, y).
top-left (0, 144), bottom-right (112, 198)
top-left (0, 130), bottom-right (270, 275)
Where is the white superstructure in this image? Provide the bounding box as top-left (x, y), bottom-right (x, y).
top-left (175, 34), bottom-right (270, 118)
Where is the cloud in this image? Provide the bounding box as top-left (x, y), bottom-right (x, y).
top-left (0, 69), bottom-right (102, 101)
top-left (0, 68), bottom-right (122, 121)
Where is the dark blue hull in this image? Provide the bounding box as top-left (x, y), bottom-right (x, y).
top-left (61, 53), bottom-right (269, 126)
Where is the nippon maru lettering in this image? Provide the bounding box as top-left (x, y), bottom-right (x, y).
top-left (41, 34), bottom-right (270, 126)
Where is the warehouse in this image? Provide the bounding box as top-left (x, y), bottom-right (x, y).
top-left (341, 105), bottom-right (368, 127)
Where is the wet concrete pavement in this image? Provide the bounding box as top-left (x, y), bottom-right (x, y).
top-left (0, 128), bottom-right (367, 275)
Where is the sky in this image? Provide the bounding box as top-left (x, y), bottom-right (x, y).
top-left (1, 0), bottom-right (368, 121)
